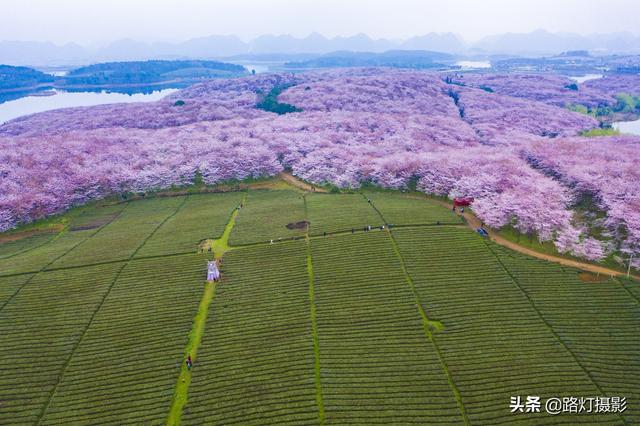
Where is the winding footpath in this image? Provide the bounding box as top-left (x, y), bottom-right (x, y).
top-left (279, 172), bottom-right (328, 193)
top-left (433, 199), bottom-right (638, 280)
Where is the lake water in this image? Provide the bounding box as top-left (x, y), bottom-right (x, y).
top-left (456, 60), bottom-right (491, 70)
top-left (0, 88), bottom-right (179, 124)
top-left (613, 119), bottom-right (640, 136)
top-left (569, 74), bottom-right (603, 83)
top-left (48, 70), bottom-right (69, 77)
top-left (240, 63), bottom-right (271, 74)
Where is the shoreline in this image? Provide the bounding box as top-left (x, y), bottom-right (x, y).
top-left (0, 75), bottom-right (249, 97)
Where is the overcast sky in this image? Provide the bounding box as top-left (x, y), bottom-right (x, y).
top-left (2, 0), bottom-right (639, 45)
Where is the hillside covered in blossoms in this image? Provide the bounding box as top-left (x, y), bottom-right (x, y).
top-left (1, 69), bottom-right (639, 265)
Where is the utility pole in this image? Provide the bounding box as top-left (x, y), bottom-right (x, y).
top-left (628, 253), bottom-right (635, 279)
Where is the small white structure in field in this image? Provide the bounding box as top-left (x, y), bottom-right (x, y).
top-left (207, 261), bottom-right (220, 282)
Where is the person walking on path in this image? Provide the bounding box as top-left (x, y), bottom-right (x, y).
top-left (186, 355), bottom-right (193, 371)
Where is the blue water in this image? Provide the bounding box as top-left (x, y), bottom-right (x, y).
top-left (0, 87), bottom-right (179, 124)
top-left (613, 119), bottom-right (640, 136)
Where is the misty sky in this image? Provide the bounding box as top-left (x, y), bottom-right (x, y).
top-left (3, 0), bottom-right (639, 45)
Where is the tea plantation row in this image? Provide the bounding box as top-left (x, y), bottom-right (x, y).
top-left (0, 189), bottom-right (637, 424)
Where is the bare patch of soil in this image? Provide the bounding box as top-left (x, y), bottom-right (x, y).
top-left (69, 216), bottom-right (117, 231)
top-left (578, 272), bottom-right (610, 283)
top-left (279, 172), bottom-right (327, 193)
top-left (286, 221), bottom-right (310, 230)
top-left (70, 224), bottom-right (101, 231)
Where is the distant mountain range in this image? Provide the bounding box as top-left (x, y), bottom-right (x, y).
top-left (475, 29), bottom-right (640, 56)
top-left (1, 30), bottom-right (639, 66)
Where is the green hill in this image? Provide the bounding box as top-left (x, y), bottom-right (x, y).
top-left (63, 60), bottom-right (248, 85)
top-left (0, 64), bottom-right (54, 90)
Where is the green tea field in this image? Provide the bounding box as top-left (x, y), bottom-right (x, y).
top-left (0, 185), bottom-right (637, 425)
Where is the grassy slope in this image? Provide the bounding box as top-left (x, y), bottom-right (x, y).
top-left (393, 227), bottom-right (623, 424)
top-left (0, 190), bottom-right (638, 424)
top-left (0, 263), bottom-right (124, 423)
top-left (305, 193), bottom-right (382, 235)
top-left (182, 241), bottom-right (317, 425)
top-left (365, 191), bottom-right (463, 225)
top-left (166, 195), bottom-right (243, 425)
top-left (136, 193), bottom-right (242, 258)
top-left (0, 273), bottom-right (33, 308)
top-left (0, 203), bottom-right (126, 276)
top-left (311, 232), bottom-right (465, 424)
top-left (493, 244), bottom-right (640, 424)
top-left (39, 255), bottom-right (207, 425)
top-left (228, 189), bottom-right (306, 245)
top-left (0, 232), bottom-right (57, 259)
top-left (50, 197), bottom-right (185, 268)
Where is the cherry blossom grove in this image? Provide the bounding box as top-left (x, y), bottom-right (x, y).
top-left (444, 72), bottom-right (614, 108)
top-left (525, 136), bottom-right (640, 263)
top-left (582, 74), bottom-right (640, 97)
top-left (1, 69), bottom-right (638, 263)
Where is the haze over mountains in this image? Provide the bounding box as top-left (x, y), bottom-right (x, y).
top-left (1, 30), bottom-right (639, 66)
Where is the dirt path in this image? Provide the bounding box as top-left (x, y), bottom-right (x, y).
top-left (430, 199), bottom-right (638, 280)
top-left (279, 172), bottom-right (328, 193)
